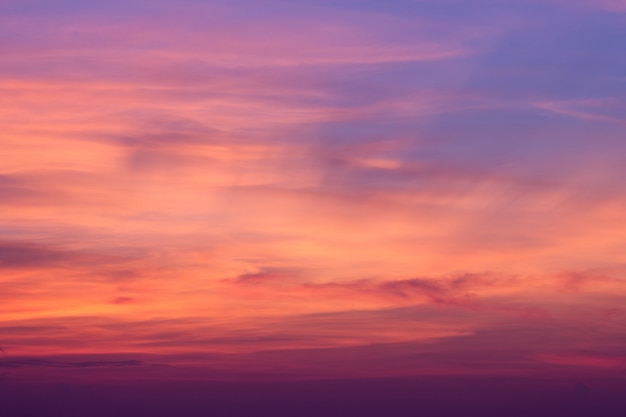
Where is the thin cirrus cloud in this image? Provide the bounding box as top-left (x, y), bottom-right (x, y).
top-left (0, 0), bottom-right (626, 386)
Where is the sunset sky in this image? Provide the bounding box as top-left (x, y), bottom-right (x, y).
top-left (1, 0), bottom-right (626, 414)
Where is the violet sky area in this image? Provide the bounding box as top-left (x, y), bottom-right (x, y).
top-left (1, 0), bottom-right (626, 416)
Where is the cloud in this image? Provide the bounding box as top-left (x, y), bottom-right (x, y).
top-left (0, 358), bottom-right (144, 368)
top-left (0, 242), bottom-right (68, 268)
top-left (534, 99), bottom-right (626, 126)
top-left (1, 0), bottom-right (626, 384)
top-left (0, 241), bottom-right (134, 269)
top-left (294, 275), bottom-right (486, 305)
top-left (235, 267), bottom-right (305, 285)
top-left (111, 297), bottom-right (135, 305)
top-left (0, 173), bottom-right (71, 206)
top-left (536, 352), bottom-right (626, 368)
top-left (289, 274), bottom-right (551, 320)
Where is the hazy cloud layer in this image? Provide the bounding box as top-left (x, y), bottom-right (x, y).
top-left (1, 0), bottom-right (625, 383)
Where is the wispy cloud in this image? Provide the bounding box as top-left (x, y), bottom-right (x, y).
top-left (0, 358), bottom-right (144, 368)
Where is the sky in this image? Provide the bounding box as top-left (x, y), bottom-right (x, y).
top-left (1, 0), bottom-right (626, 414)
